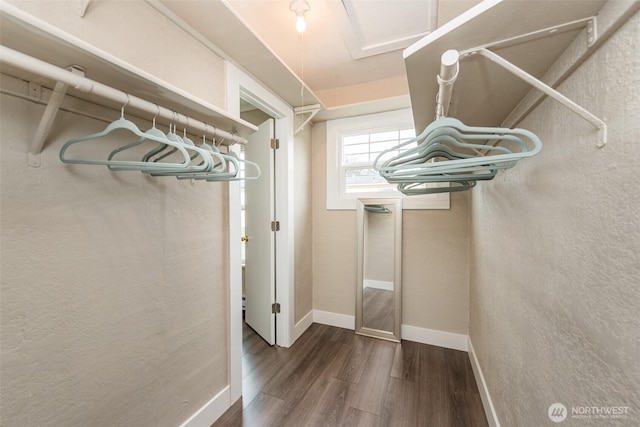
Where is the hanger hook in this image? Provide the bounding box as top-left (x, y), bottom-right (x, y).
top-left (120, 93), bottom-right (130, 118)
top-left (184, 116), bottom-right (190, 137)
top-left (211, 125), bottom-right (218, 146)
top-left (152, 104), bottom-right (160, 127)
top-left (216, 134), bottom-right (224, 147)
top-left (203, 123), bottom-right (209, 145)
top-left (169, 110), bottom-right (174, 132)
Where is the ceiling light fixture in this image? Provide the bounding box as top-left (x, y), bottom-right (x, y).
top-left (290, 0), bottom-right (310, 33)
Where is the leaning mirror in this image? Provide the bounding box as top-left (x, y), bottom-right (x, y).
top-left (356, 198), bottom-right (402, 342)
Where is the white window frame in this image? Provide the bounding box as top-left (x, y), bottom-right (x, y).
top-left (326, 108), bottom-right (450, 210)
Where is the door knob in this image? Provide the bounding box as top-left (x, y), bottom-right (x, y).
top-left (241, 235), bottom-right (250, 242)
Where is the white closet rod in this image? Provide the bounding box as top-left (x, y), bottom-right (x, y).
top-left (0, 45), bottom-right (248, 145)
top-left (435, 49), bottom-right (459, 120)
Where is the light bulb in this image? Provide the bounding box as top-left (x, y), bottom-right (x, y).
top-left (295, 15), bottom-right (306, 33)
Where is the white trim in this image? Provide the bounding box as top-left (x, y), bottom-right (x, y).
top-left (180, 386), bottom-right (230, 427)
top-left (313, 310), bottom-right (356, 330)
top-left (468, 338), bottom-right (501, 427)
top-left (401, 324), bottom-right (468, 351)
top-left (325, 108), bottom-right (449, 210)
top-left (226, 62), bottom-right (296, 404)
top-left (311, 310), bottom-right (468, 351)
top-left (293, 310), bottom-right (314, 341)
top-left (363, 279), bottom-right (394, 291)
top-left (403, 0), bottom-right (501, 58)
top-left (227, 149), bottom-right (243, 403)
top-left (226, 64), bottom-right (244, 405)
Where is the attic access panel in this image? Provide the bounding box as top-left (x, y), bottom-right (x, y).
top-left (403, 0), bottom-right (607, 133)
top-left (329, 0), bottom-right (438, 59)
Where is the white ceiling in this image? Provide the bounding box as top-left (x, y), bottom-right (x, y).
top-left (223, 0), bottom-right (435, 99)
top-left (156, 0), bottom-right (480, 117)
top-left (333, 0), bottom-right (436, 59)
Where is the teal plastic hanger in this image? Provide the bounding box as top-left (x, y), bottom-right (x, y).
top-left (61, 102), bottom-right (191, 170)
top-left (175, 138), bottom-right (240, 181)
top-left (370, 116), bottom-right (542, 194)
top-left (106, 106), bottom-right (176, 171)
top-left (364, 204), bottom-right (392, 214)
top-left (141, 112), bottom-right (181, 163)
top-left (376, 126), bottom-right (527, 174)
top-left (222, 151), bottom-right (261, 181)
top-left (383, 144), bottom-right (499, 183)
top-left (398, 180), bottom-right (476, 195)
top-left (146, 126), bottom-right (214, 176)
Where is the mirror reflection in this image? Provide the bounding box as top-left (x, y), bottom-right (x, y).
top-left (356, 199), bottom-right (402, 342)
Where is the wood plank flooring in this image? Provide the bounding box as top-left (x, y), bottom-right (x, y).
top-left (212, 323), bottom-right (489, 427)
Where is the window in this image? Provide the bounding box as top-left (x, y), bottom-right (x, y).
top-left (342, 128), bottom-right (417, 193)
top-left (326, 109), bottom-right (449, 210)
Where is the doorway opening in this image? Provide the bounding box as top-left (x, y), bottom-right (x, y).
top-left (240, 99), bottom-right (277, 346)
top-left (226, 63), bottom-right (296, 404)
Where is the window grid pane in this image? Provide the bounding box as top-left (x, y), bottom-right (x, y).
top-left (341, 127), bottom-right (416, 193)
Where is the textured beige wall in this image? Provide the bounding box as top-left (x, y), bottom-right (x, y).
top-left (294, 119), bottom-right (313, 323)
top-left (312, 122), bottom-right (358, 316)
top-left (0, 92), bottom-right (229, 427)
top-left (469, 12), bottom-right (640, 426)
top-left (402, 194), bottom-right (469, 334)
top-left (0, 2), bottom-right (230, 426)
top-left (436, 0), bottom-right (481, 27)
top-left (312, 122), bottom-right (469, 334)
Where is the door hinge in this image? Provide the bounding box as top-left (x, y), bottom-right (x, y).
top-left (271, 303), bottom-right (281, 314)
top-left (271, 220), bottom-right (280, 231)
top-left (270, 138), bottom-right (280, 149)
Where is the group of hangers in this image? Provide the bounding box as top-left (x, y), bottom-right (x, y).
top-left (363, 204), bottom-right (392, 214)
top-left (59, 96), bottom-right (261, 182)
top-left (372, 116), bottom-right (542, 195)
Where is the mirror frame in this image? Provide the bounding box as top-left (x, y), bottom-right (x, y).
top-left (355, 198), bottom-right (402, 342)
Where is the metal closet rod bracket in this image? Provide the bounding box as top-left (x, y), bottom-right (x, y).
top-left (78, 0), bottom-right (93, 17)
top-left (459, 47), bottom-right (607, 148)
top-left (28, 65), bottom-right (85, 168)
top-left (294, 104), bottom-right (321, 135)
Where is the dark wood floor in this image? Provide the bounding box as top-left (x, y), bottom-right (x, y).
top-left (212, 322), bottom-right (489, 427)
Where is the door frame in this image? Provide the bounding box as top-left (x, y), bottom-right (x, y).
top-left (226, 63), bottom-right (295, 402)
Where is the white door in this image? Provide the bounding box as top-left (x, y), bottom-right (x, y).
top-left (244, 118), bottom-right (276, 345)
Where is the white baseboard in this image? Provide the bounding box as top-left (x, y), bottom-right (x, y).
top-left (294, 310), bottom-right (314, 342)
top-left (363, 279), bottom-right (394, 291)
top-left (313, 310), bottom-right (355, 330)
top-left (468, 338), bottom-right (501, 427)
top-left (180, 386), bottom-right (230, 427)
top-left (401, 324), bottom-right (468, 351)
top-left (311, 310), bottom-right (468, 352)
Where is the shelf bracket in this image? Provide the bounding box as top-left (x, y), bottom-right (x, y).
top-left (586, 17), bottom-right (598, 47)
top-left (78, 0), bottom-right (93, 17)
top-left (473, 48), bottom-right (607, 148)
top-left (28, 66), bottom-right (85, 167)
top-left (294, 104), bottom-right (321, 135)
